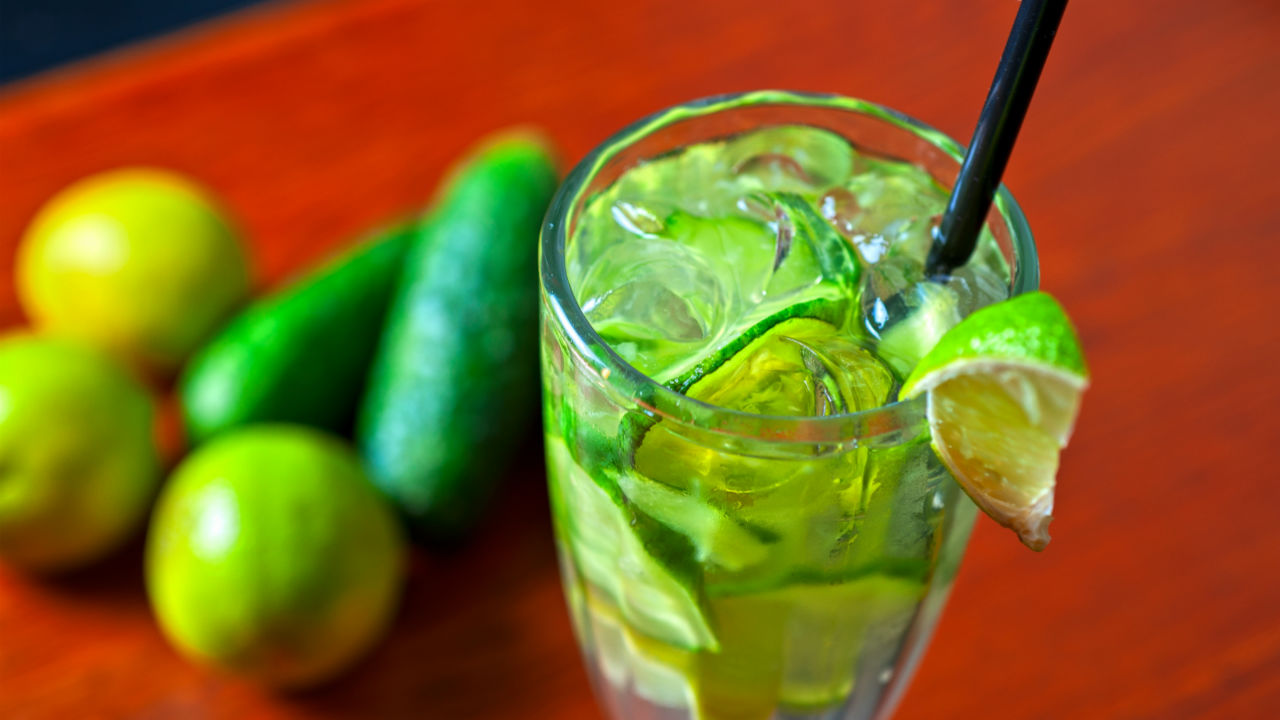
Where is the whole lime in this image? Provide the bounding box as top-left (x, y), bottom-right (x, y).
top-left (0, 334), bottom-right (160, 572)
top-left (145, 425), bottom-right (406, 689)
top-left (17, 168), bottom-right (251, 373)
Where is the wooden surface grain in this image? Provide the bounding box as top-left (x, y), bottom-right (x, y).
top-left (1, 0), bottom-right (1278, 717)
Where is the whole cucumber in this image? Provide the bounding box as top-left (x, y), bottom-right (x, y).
top-left (181, 223), bottom-right (417, 443)
top-left (358, 133), bottom-right (558, 540)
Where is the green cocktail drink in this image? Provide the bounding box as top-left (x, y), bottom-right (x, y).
top-left (539, 92), bottom-right (1039, 720)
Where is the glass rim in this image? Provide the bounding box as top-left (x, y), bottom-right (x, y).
top-left (540, 89), bottom-right (1040, 444)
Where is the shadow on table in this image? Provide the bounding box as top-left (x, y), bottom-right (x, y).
top-left (14, 527), bottom-right (151, 611)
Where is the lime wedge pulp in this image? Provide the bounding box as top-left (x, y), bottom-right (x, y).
top-left (901, 291), bottom-right (1089, 550)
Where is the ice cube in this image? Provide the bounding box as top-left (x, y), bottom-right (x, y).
top-left (818, 187), bottom-right (863, 241)
top-left (760, 193), bottom-right (861, 307)
top-left (844, 161), bottom-right (947, 265)
top-left (790, 331), bottom-right (897, 416)
top-left (734, 192), bottom-right (794, 274)
top-left (685, 317), bottom-right (893, 421)
top-left (860, 256), bottom-right (927, 337)
top-left (656, 206), bottom-right (780, 317)
top-left (858, 252), bottom-right (1011, 376)
top-left (733, 152), bottom-right (821, 195)
top-left (576, 239), bottom-right (727, 378)
top-left (610, 201), bottom-right (666, 238)
top-left (944, 263), bottom-right (1009, 316)
top-left (592, 141), bottom-right (727, 219)
top-left (568, 199), bottom-right (674, 286)
top-left (859, 258), bottom-right (965, 375)
top-left (874, 286), bottom-right (962, 376)
top-left (725, 125), bottom-right (856, 190)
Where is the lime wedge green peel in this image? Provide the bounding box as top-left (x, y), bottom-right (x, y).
top-left (901, 291), bottom-right (1088, 551)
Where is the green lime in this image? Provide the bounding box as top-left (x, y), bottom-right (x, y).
top-left (0, 334), bottom-right (160, 572)
top-left (17, 168), bottom-right (251, 373)
top-left (901, 291), bottom-right (1089, 550)
top-left (146, 425), bottom-right (406, 688)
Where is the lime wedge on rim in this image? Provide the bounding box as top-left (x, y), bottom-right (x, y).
top-left (900, 291), bottom-right (1088, 551)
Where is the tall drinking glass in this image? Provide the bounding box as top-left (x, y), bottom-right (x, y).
top-left (539, 91), bottom-right (1037, 720)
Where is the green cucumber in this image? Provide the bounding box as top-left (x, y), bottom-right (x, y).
top-left (180, 223), bottom-right (416, 443)
top-left (358, 133), bottom-right (558, 539)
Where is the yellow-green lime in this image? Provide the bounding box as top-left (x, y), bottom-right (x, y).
top-left (900, 291), bottom-right (1088, 550)
top-left (0, 334), bottom-right (160, 572)
top-left (17, 168), bottom-right (251, 373)
top-left (146, 425), bottom-right (406, 689)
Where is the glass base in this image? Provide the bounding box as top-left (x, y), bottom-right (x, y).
top-left (582, 631), bottom-right (905, 720)
top-left (579, 593), bottom-right (929, 720)
top-left (555, 480), bottom-right (978, 720)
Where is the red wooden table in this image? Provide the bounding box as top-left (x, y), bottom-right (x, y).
top-left (1, 0), bottom-right (1278, 717)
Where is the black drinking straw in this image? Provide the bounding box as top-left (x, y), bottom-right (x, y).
top-left (926, 0), bottom-right (1069, 276)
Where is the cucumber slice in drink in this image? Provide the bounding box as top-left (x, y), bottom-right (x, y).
top-left (633, 314), bottom-right (897, 596)
top-left (563, 414), bottom-right (765, 573)
top-left (584, 588), bottom-right (699, 712)
top-left (663, 296), bottom-right (850, 393)
top-left (546, 436), bottom-right (718, 651)
top-left (685, 317), bottom-right (892, 417)
top-left (636, 316), bottom-right (893, 499)
top-left (616, 471), bottom-right (774, 572)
